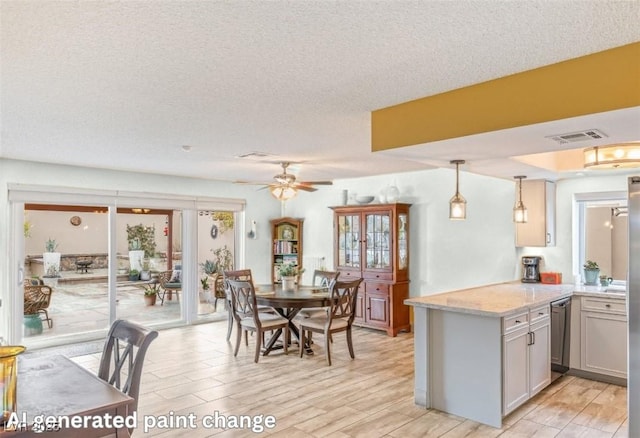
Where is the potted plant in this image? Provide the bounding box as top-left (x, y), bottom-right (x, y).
top-left (42, 264), bottom-right (61, 287)
top-left (141, 282), bottom-right (159, 306)
top-left (129, 269), bottom-right (140, 281)
top-left (127, 224), bottom-right (156, 272)
top-left (140, 259), bottom-right (151, 281)
top-left (583, 260), bottom-right (600, 286)
top-left (200, 276), bottom-right (212, 302)
top-left (278, 263), bottom-right (305, 291)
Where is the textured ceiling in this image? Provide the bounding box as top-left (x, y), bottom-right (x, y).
top-left (1, 1), bottom-right (639, 185)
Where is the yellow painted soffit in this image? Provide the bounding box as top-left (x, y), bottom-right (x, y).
top-left (371, 42), bottom-right (640, 152)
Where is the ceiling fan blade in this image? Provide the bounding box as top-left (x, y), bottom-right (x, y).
top-left (295, 185), bottom-right (317, 192)
top-left (299, 181), bottom-right (333, 186)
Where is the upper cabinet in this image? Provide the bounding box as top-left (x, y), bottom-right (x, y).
top-left (516, 180), bottom-right (556, 247)
top-left (271, 217), bottom-right (303, 283)
top-left (331, 203), bottom-right (411, 336)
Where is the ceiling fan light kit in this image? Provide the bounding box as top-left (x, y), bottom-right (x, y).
top-left (583, 143), bottom-right (640, 169)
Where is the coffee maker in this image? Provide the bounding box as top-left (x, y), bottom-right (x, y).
top-left (522, 256), bottom-right (541, 283)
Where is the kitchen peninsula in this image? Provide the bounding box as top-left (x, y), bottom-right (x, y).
top-left (405, 282), bottom-right (574, 428)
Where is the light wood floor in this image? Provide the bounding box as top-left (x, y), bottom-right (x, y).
top-left (71, 321), bottom-right (629, 437)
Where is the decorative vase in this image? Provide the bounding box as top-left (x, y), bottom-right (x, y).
top-left (42, 252), bottom-right (61, 277)
top-left (128, 250), bottom-right (145, 272)
top-left (23, 314), bottom-right (43, 336)
top-left (584, 268), bottom-right (600, 286)
top-left (281, 276), bottom-right (296, 291)
top-left (386, 185), bottom-right (400, 203)
top-left (1, 345), bottom-right (26, 427)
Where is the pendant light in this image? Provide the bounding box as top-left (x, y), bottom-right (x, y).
top-left (449, 160), bottom-right (466, 220)
top-left (513, 176), bottom-right (528, 223)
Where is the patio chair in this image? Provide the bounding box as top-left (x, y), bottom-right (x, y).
top-left (23, 279), bottom-right (54, 328)
top-left (298, 278), bottom-right (362, 365)
top-left (98, 319), bottom-right (158, 435)
top-left (226, 279), bottom-right (289, 363)
top-left (157, 270), bottom-right (181, 305)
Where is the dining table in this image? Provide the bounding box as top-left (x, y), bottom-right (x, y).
top-left (254, 284), bottom-right (332, 355)
top-left (2, 354), bottom-right (134, 437)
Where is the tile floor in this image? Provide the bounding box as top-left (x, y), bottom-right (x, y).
top-left (50, 320), bottom-right (628, 437)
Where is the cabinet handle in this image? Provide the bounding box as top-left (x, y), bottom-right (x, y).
top-left (515, 320), bottom-right (522, 324)
top-left (546, 233), bottom-right (551, 243)
top-left (532, 332), bottom-right (535, 345)
top-left (527, 332), bottom-right (532, 345)
top-left (538, 312), bottom-right (544, 316)
top-left (606, 304), bottom-right (611, 308)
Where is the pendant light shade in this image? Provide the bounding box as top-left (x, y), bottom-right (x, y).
top-left (449, 160), bottom-right (466, 220)
top-left (513, 176), bottom-right (527, 223)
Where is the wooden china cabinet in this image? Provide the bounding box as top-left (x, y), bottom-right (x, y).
top-left (331, 203), bottom-right (411, 336)
top-left (270, 217), bottom-right (303, 284)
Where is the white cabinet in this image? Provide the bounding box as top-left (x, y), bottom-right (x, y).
top-left (515, 180), bottom-right (556, 247)
top-left (502, 305), bottom-right (551, 415)
top-left (580, 296), bottom-right (627, 378)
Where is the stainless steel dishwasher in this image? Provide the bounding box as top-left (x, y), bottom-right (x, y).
top-left (550, 297), bottom-right (571, 380)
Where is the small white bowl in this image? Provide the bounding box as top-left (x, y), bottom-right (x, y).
top-left (355, 195), bottom-right (375, 204)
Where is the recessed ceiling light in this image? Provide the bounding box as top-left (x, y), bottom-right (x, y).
top-left (181, 145), bottom-right (192, 152)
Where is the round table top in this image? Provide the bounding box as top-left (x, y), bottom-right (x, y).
top-left (254, 284), bottom-right (332, 308)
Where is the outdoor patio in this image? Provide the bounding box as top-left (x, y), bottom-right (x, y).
top-left (24, 268), bottom-right (228, 341)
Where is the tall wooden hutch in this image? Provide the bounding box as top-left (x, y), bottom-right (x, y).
top-left (270, 217), bottom-right (304, 283)
top-left (331, 203), bottom-right (411, 336)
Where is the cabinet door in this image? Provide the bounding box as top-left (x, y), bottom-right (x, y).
top-left (363, 211), bottom-right (393, 278)
top-left (503, 327), bottom-right (529, 415)
top-left (529, 319), bottom-right (551, 396)
top-left (335, 212), bottom-right (362, 272)
top-left (581, 312), bottom-right (628, 378)
top-left (365, 284), bottom-right (390, 328)
top-left (515, 180), bottom-right (555, 247)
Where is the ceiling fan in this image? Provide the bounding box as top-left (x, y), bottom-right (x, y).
top-left (238, 162), bottom-right (333, 200)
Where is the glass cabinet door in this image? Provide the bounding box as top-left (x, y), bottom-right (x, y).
top-left (365, 212), bottom-right (391, 270)
top-left (337, 214), bottom-right (361, 268)
top-left (398, 213), bottom-right (408, 270)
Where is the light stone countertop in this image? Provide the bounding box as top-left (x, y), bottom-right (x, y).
top-left (405, 282), bottom-right (576, 317)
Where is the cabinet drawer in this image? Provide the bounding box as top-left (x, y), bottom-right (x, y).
top-left (365, 282), bottom-right (390, 297)
top-left (503, 312), bottom-right (529, 334)
top-left (529, 305), bottom-right (550, 324)
top-left (581, 298), bottom-right (626, 315)
top-left (363, 271), bottom-right (393, 281)
top-left (338, 270), bottom-right (362, 280)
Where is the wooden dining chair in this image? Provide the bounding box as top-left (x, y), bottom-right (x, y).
top-left (226, 278), bottom-right (290, 363)
top-left (223, 269), bottom-right (254, 341)
top-left (298, 278), bottom-right (362, 365)
top-left (98, 319), bottom-right (158, 434)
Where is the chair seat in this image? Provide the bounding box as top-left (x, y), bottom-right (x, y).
top-left (164, 282), bottom-right (181, 289)
top-left (299, 316), bottom-right (348, 331)
top-left (240, 313), bottom-right (288, 329)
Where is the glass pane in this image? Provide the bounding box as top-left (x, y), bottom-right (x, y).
top-left (398, 213), bottom-right (408, 270)
top-left (197, 210), bottom-right (236, 322)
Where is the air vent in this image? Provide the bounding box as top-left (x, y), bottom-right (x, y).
top-left (546, 129), bottom-right (608, 145)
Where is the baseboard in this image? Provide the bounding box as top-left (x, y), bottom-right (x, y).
top-left (567, 368), bottom-right (627, 387)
